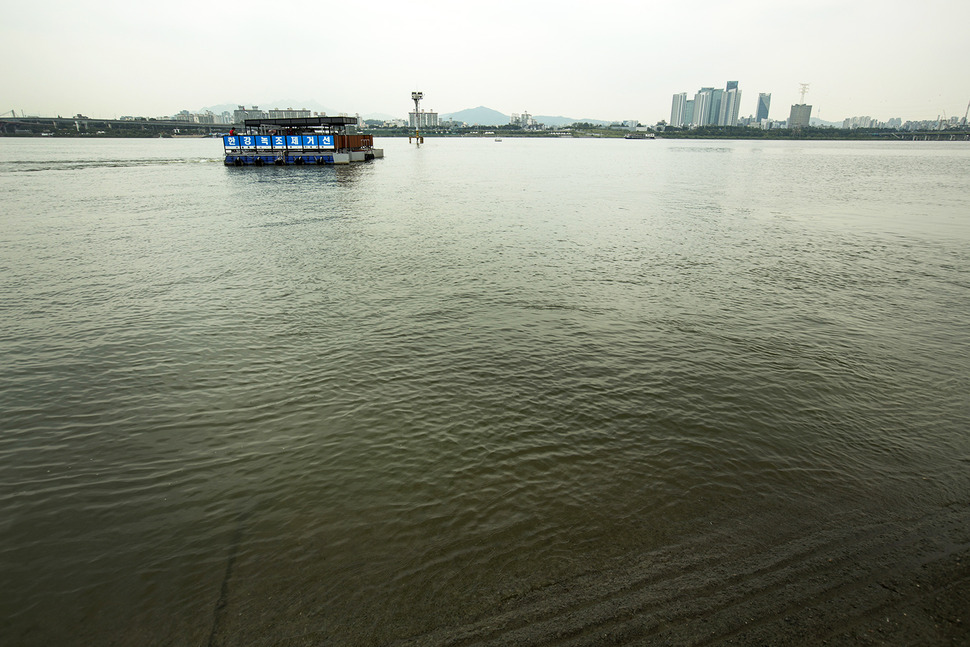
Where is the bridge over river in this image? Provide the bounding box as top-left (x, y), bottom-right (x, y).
top-left (0, 116), bottom-right (225, 137)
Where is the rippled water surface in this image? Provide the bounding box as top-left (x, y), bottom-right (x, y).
top-left (2, 137), bottom-right (969, 645)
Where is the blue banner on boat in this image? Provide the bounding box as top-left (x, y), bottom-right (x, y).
top-left (225, 134), bottom-right (337, 149)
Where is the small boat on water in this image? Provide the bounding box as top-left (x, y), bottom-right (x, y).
top-left (624, 132), bottom-right (656, 139)
top-left (223, 116), bottom-right (383, 166)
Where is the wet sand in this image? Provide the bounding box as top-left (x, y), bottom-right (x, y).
top-left (384, 505), bottom-right (970, 646)
top-left (190, 499), bottom-right (970, 647)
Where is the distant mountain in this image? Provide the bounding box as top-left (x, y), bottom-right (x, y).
top-left (440, 106), bottom-right (613, 127)
top-left (440, 106), bottom-right (510, 126)
top-left (199, 102), bottom-right (614, 126)
top-left (810, 117), bottom-right (842, 127)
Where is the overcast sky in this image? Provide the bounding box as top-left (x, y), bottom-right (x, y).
top-left (3, 0), bottom-right (967, 123)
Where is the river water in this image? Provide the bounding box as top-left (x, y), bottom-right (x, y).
top-left (1, 136), bottom-right (969, 645)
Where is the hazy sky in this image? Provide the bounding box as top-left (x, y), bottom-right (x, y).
top-left (3, 0), bottom-right (967, 123)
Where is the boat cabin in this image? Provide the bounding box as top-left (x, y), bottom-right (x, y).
top-left (223, 116), bottom-right (383, 166)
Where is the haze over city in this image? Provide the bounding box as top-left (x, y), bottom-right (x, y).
top-left (2, 0), bottom-right (968, 124)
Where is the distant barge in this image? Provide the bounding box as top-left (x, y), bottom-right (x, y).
top-left (223, 116), bottom-right (383, 166)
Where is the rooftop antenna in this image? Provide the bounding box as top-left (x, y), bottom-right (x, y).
top-left (799, 83), bottom-right (810, 104)
top-left (409, 91), bottom-right (424, 144)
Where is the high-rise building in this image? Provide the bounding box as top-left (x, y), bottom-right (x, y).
top-left (510, 111), bottom-right (537, 128)
top-left (789, 104), bottom-right (812, 128)
top-left (670, 92), bottom-right (687, 127)
top-left (673, 81), bottom-right (744, 127)
top-left (269, 108), bottom-right (311, 119)
top-left (693, 88), bottom-right (714, 126)
top-left (756, 93), bottom-right (771, 121)
top-left (409, 109), bottom-right (439, 128)
top-left (709, 88), bottom-right (724, 125)
top-left (718, 83), bottom-right (742, 126)
top-left (232, 105), bottom-right (268, 123)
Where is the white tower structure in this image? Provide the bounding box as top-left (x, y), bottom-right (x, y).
top-left (409, 91), bottom-right (424, 144)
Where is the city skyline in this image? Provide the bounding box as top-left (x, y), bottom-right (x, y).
top-left (670, 82), bottom-right (745, 129)
top-left (2, 0), bottom-right (968, 124)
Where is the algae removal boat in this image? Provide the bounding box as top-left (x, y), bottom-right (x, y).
top-left (223, 116), bottom-right (383, 166)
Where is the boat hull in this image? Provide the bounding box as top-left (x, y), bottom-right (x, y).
top-left (224, 150), bottom-right (383, 166)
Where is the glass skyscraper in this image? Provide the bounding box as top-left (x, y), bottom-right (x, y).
top-left (756, 93), bottom-right (771, 121)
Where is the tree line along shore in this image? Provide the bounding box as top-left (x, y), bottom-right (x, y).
top-left (3, 118), bottom-right (968, 141)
